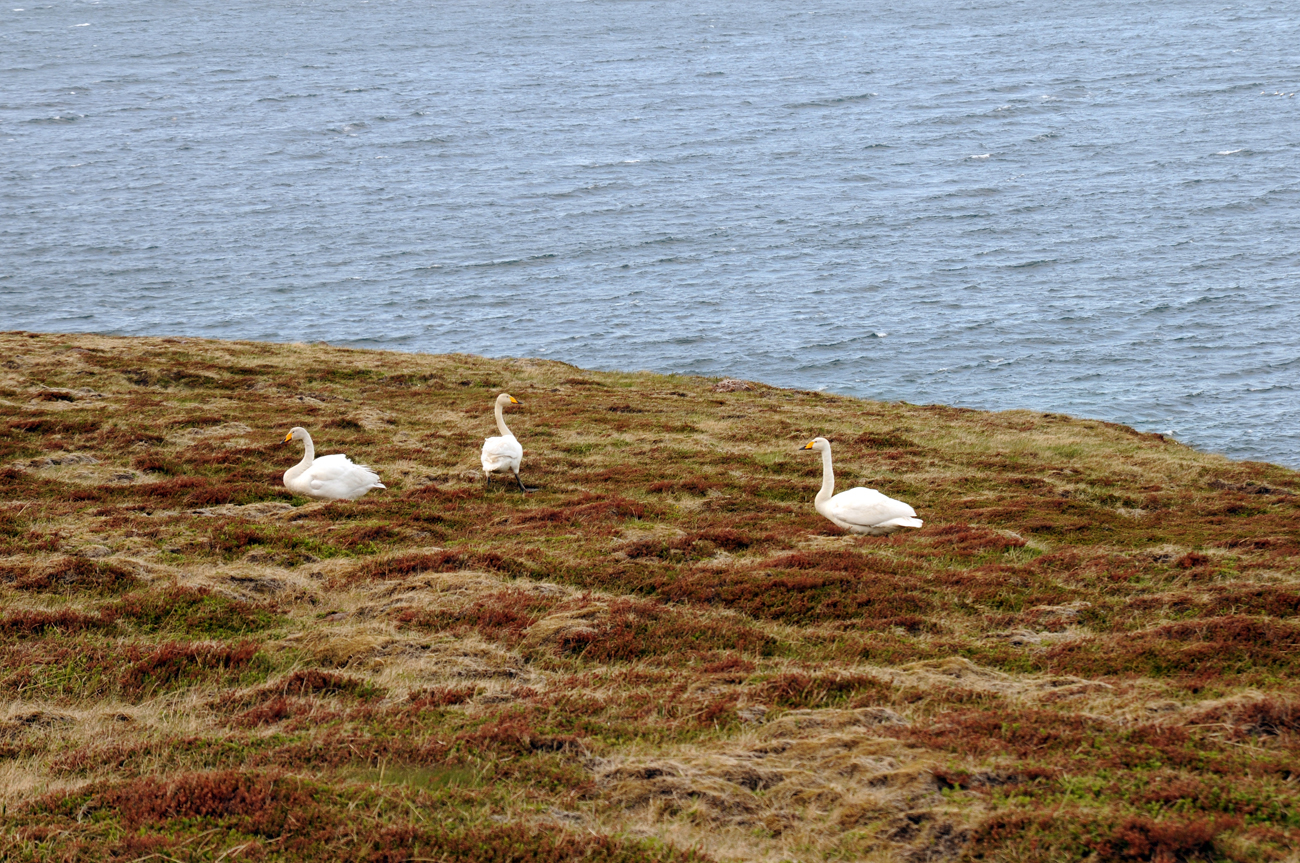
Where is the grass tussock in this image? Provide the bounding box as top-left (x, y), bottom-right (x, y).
top-left (1, 331), bottom-right (1299, 861)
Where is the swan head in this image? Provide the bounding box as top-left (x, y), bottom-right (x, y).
top-left (496, 393), bottom-right (519, 408)
top-left (800, 437), bottom-right (830, 453)
top-left (284, 426), bottom-right (309, 444)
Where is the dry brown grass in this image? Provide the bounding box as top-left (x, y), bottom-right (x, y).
top-left (2, 331), bottom-right (1299, 862)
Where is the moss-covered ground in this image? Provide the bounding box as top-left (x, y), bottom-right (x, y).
top-left (1, 331), bottom-right (1298, 862)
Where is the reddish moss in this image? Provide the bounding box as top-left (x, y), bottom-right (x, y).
top-left (235, 695), bottom-right (297, 727)
top-left (337, 523), bottom-right (402, 549)
top-left (94, 423), bottom-right (166, 447)
top-left (138, 475), bottom-right (239, 507)
top-left (120, 640), bottom-right (260, 695)
top-left (209, 521), bottom-right (272, 554)
top-left (8, 415), bottom-right (103, 435)
top-left (221, 670), bottom-right (382, 715)
top-left (0, 608), bottom-right (113, 637)
top-left (131, 454), bottom-right (182, 475)
top-left (399, 588), bottom-right (559, 643)
top-left (622, 528), bottom-right (762, 561)
top-left (889, 709), bottom-right (1205, 770)
top-left (2, 556), bottom-right (139, 593)
top-left (922, 523), bottom-right (1026, 556)
top-left (347, 549), bottom-right (538, 583)
top-left (702, 655), bottom-right (756, 675)
top-left (459, 712), bottom-right (587, 757)
top-left (110, 586), bottom-right (281, 636)
top-left (699, 695), bottom-right (739, 726)
top-left (0, 466), bottom-right (34, 489)
top-left (655, 567), bottom-right (930, 626)
top-left (1043, 616), bottom-right (1300, 682)
top-left (401, 484), bottom-right (476, 503)
top-left (1088, 815), bottom-right (1239, 862)
top-left (514, 493), bottom-right (649, 526)
top-left (760, 548), bottom-right (902, 574)
top-left (1204, 586), bottom-right (1300, 618)
top-left (279, 669), bottom-right (376, 697)
top-left (760, 671), bottom-right (890, 709)
top-left (556, 597), bottom-right (775, 661)
top-left (1195, 695), bottom-right (1300, 739)
top-left (60, 770), bottom-right (330, 835)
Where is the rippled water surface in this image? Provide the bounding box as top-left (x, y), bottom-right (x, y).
top-left (3, 0), bottom-right (1299, 465)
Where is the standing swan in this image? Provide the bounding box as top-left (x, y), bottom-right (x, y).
top-left (481, 393), bottom-right (534, 492)
top-left (800, 437), bottom-right (922, 535)
top-left (282, 427), bottom-right (385, 501)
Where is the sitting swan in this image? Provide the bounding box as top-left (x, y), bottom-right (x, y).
top-left (800, 437), bottom-right (922, 535)
top-left (282, 426), bottom-right (385, 500)
top-left (481, 393), bottom-right (534, 492)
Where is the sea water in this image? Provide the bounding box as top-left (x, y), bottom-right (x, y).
top-left (2, 0), bottom-right (1298, 466)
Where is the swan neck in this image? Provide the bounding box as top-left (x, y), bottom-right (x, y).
top-left (816, 446), bottom-right (835, 505)
top-left (494, 401), bottom-right (513, 438)
top-left (287, 433), bottom-right (314, 479)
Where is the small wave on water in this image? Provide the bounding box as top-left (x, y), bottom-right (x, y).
top-left (786, 92), bottom-right (878, 109)
top-left (24, 114), bottom-right (85, 124)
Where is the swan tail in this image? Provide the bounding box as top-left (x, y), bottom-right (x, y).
top-left (881, 517), bottom-right (923, 529)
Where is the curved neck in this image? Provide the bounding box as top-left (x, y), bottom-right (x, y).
top-left (287, 433), bottom-right (315, 479)
top-left (494, 401), bottom-right (513, 438)
top-left (816, 446), bottom-right (835, 506)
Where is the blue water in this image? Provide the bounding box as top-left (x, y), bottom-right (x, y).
top-left (3, 0), bottom-right (1299, 467)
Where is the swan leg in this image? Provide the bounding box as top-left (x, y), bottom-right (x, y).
top-left (513, 470), bottom-right (536, 493)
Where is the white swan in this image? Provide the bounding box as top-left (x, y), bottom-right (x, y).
top-left (800, 437), bottom-right (922, 535)
top-left (481, 393), bottom-right (534, 492)
top-left (282, 427), bottom-right (385, 501)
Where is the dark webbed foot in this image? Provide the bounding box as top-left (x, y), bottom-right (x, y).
top-left (514, 473), bottom-right (537, 493)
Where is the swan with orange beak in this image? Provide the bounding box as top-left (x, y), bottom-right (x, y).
top-left (481, 393), bottom-right (535, 492)
top-left (800, 437), bottom-right (921, 535)
top-left (282, 427), bottom-right (385, 501)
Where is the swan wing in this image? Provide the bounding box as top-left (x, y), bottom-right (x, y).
top-left (481, 434), bottom-right (523, 472)
top-left (825, 486), bottom-right (919, 529)
top-left (305, 453), bottom-right (361, 482)
top-left (299, 453), bottom-right (384, 500)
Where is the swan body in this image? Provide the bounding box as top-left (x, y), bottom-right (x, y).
top-left (481, 393), bottom-right (533, 492)
top-left (800, 437), bottom-right (922, 535)
top-left (282, 427), bottom-right (385, 501)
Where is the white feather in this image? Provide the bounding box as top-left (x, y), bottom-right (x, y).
top-left (283, 427), bottom-right (385, 501)
top-left (801, 437), bottom-right (922, 536)
top-left (822, 486), bottom-right (922, 533)
top-left (480, 393), bottom-right (529, 489)
top-left (481, 434), bottom-right (522, 474)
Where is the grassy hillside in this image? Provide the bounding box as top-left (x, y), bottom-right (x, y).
top-left (1, 331), bottom-right (1298, 863)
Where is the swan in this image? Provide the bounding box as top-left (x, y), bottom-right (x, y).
top-left (800, 437), bottom-right (922, 535)
top-left (481, 393), bottom-right (534, 492)
top-left (282, 427), bottom-right (385, 500)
